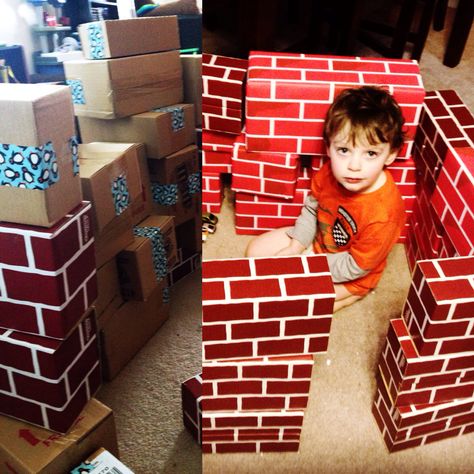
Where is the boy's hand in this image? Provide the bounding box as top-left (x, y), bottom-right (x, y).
top-left (275, 239), bottom-right (306, 256)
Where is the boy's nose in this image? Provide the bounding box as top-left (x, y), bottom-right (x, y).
top-left (348, 153), bottom-right (362, 171)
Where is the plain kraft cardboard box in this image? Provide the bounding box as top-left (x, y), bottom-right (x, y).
top-left (99, 281), bottom-right (169, 381)
top-left (0, 84), bottom-right (82, 227)
top-left (64, 50), bottom-right (183, 119)
top-left (181, 54), bottom-right (202, 126)
top-left (94, 258), bottom-right (121, 317)
top-left (79, 16), bottom-right (180, 60)
top-left (0, 398), bottom-right (118, 474)
top-left (148, 144), bottom-right (201, 225)
top-left (78, 103), bottom-right (196, 159)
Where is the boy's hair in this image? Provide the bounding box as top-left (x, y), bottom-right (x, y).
top-left (323, 86), bottom-right (405, 152)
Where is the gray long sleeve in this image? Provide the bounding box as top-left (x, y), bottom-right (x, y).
top-left (326, 251), bottom-right (369, 283)
top-left (286, 194), bottom-right (319, 248)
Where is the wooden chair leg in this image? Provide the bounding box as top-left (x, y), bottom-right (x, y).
top-left (412, 0), bottom-right (437, 60)
top-left (433, 0), bottom-right (448, 31)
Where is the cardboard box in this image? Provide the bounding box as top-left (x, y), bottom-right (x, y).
top-left (182, 373), bottom-right (202, 445)
top-left (94, 258), bottom-right (121, 317)
top-left (71, 447), bottom-right (133, 474)
top-left (175, 213), bottom-right (201, 262)
top-left (131, 147), bottom-right (153, 225)
top-left (78, 103), bottom-right (196, 159)
top-left (116, 236), bottom-right (158, 301)
top-left (79, 143), bottom-right (144, 235)
top-left (181, 54), bottom-right (202, 126)
top-left (79, 16), bottom-right (180, 59)
top-left (147, 145), bottom-right (200, 225)
top-left (99, 283), bottom-right (169, 380)
top-left (0, 83), bottom-right (83, 227)
top-left (0, 310), bottom-right (101, 433)
top-left (0, 202), bottom-right (97, 339)
top-left (64, 50), bottom-right (183, 119)
top-left (0, 399), bottom-right (118, 474)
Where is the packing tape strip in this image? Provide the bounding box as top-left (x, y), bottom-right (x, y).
top-left (70, 136), bottom-right (79, 176)
top-left (133, 226), bottom-right (168, 281)
top-left (0, 141), bottom-right (59, 190)
top-left (152, 106), bottom-right (185, 132)
top-left (87, 22), bottom-right (105, 59)
top-left (66, 79), bottom-right (86, 104)
top-left (111, 174), bottom-right (130, 215)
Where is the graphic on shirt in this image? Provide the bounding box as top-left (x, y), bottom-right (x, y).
top-left (332, 218), bottom-right (350, 247)
top-left (338, 206), bottom-right (357, 234)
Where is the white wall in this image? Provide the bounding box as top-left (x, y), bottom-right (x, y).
top-left (0, 0), bottom-right (38, 76)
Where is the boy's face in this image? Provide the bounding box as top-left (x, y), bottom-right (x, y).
top-left (327, 126), bottom-right (397, 194)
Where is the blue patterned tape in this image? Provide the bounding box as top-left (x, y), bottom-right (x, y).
top-left (66, 79), bottom-right (86, 105)
top-left (70, 136), bottom-right (79, 176)
top-left (133, 226), bottom-right (168, 281)
top-left (111, 175), bottom-right (130, 215)
top-left (187, 171), bottom-right (201, 195)
top-left (152, 106), bottom-right (185, 132)
top-left (87, 23), bottom-right (105, 59)
top-left (152, 183), bottom-right (178, 206)
top-left (0, 141), bottom-right (59, 190)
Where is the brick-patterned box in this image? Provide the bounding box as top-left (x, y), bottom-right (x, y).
top-left (430, 147), bottom-right (474, 257)
top-left (380, 319), bottom-right (474, 406)
top-left (373, 373), bottom-right (474, 452)
top-left (202, 254), bottom-right (335, 361)
top-left (0, 202), bottom-right (97, 339)
top-left (402, 256), bottom-right (474, 356)
top-left (0, 309), bottom-right (101, 433)
top-left (182, 373), bottom-right (202, 445)
top-left (202, 172), bottom-right (224, 214)
top-left (413, 90), bottom-right (474, 198)
top-left (202, 410), bottom-right (304, 453)
top-left (231, 132), bottom-right (299, 199)
top-left (202, 54), bottom-right (248, 107)
top-left (245, 51), bottom-right (424, 157)
top-left (0, 84), bottom-right (82, 227)
top-left (202, 355), bottom-right (314, 412)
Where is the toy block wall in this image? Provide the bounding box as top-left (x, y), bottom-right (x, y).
top-left (202, 255), bottom-right (335, 361)
top-left (202, 355), bottom-right (314, 412)
top-left (202, 173), bottom-right (224, 214)
top-left (182, 373), bottom-right (202, 445)
top-left (0, 203), bottom-right (97, 339)
top-left (379, 319), bottom-right (474, 406)
top-left (0, 310), bottom-right (101, 433)
top-left (246, 52), bottom-right (424, 157)
top-left (402, 256), bottom-right (474, 356)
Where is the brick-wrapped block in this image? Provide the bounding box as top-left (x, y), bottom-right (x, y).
top-left (182, 373), bottom-right (202, 445)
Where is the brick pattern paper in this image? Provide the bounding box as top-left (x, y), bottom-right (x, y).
top-left (0, 311), bottom-right (101, 433)
top-left (202, 173), bottom-right (224, 214)
top-left (246, 51), bottom-right (424, 157)
top-left (202, 254), bottom-right (335, 362)
top-left (182, 373), bottom-right (202, 445)
top-left (0, 202), bottom-right (97, 339)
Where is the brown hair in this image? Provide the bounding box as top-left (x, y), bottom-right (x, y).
top-left (323, 86), bottom-right (405, 152)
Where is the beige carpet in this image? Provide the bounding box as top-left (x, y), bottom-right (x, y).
top-left (202, 5), bottom-right (474, 474)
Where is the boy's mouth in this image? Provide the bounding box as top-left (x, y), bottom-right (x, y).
top-left (344, 177), bottom-right (363, 184)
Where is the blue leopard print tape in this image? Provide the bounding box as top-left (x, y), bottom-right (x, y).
top-left (66, 79), bottom-right (86, 105)
top-left (87, 23), bottom-right (105, 59)
top-left (133, 226), bottom-right (168, 281)
top-left (152, 106), bottom-right (185, 131)
top-left (111, 175), bottom-right (130, 215)
top-left (151, 172), bottom-right (201, 206)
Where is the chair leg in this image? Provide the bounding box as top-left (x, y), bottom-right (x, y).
top-left (433, 0), bottom-right (448, 31)
top-left (443, 0), bottom-right (474, 67)
top-left (412, 0), bottom-right (437, 60)
top-left (390, 0), bottom-right (417, 58)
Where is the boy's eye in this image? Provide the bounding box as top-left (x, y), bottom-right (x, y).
top-left (337, 147), bottom-right (348, 154)
top-left (367, 150), bottom-right (378, 158)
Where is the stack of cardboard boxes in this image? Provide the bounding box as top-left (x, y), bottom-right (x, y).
top-left (63, 16), bottom-right (201, 381)
top-left (0, 84), bottom-right (119, 471)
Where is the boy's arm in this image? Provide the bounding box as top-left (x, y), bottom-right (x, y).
top-left (326, 251), bottom-right (369, 283)
top-left (285, 194), bottom-right (319, 248)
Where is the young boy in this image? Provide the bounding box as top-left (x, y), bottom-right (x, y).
top-left (245, 86), bottom-right (407, 312)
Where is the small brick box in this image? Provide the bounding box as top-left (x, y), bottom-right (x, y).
top-left (202, 254), bottom-right (335, 362)
top-left (402, 256), bottom-right (474, 356)
top-left (0, 309), bottom-right (101, 433)
top-left (202, 54), bottom-right (248, 135)
top-left (182, 373), bottom-right (202, 445)
top-left (202, 355), bottom-right (314, 412)
top-left (380, 319), bottom-right (474, 407)
top-left (245, 51), bottom-right (425, 157)
top-left (0, 202), bottom-right (97, 339)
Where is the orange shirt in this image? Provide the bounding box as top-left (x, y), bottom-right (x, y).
top-left (312, 162), bottom-right (406, 296)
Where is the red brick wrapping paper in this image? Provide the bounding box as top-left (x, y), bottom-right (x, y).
top-left (0, 202), bottom-right (98, 339)
top-left (245, 51), bottom-right (424, 157)
top-left (202, 254), bottom-right (335, 361)
top-left (0, 310), bottom-right (101, 433)
top-left (202, 355), bottom-right (314, 412)
top-left (202, 173), bottom-right (224, 214)
top-left (402, 256), bottom-right (474, 356)
top-left (380, 319), bottom-right (474, 406)
top-left (182, 373), bottom-right (202, 445)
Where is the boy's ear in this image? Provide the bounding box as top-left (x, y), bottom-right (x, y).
top-left (384, 150), bottom-right (398, 166)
